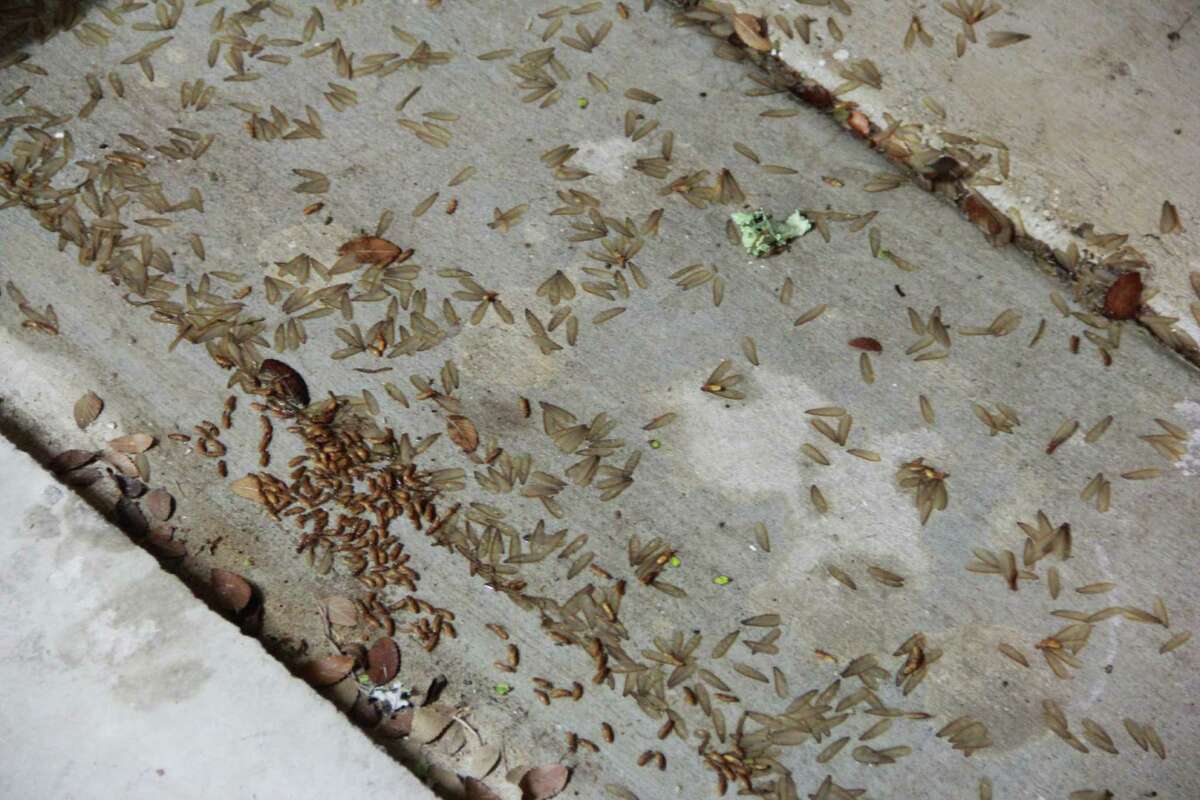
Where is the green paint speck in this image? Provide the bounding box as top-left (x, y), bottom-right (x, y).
top-left (668, 555), bottom-right (681, 568)
top-left (649, 438), bottom-right (662, 449)
top-left (494, 683), bottom-right (511, 695)
top-left (713, 575), bottom-right (731, 586)
top-left (577, 97), bottom-right (589, 109)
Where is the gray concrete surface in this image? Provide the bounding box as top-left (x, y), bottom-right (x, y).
top-left (1, 2), bottom-right (1198, 799)
top-left (730, 0), bottom-right (1200, 344)
top-left (0, 435), bottom-right (435, 800)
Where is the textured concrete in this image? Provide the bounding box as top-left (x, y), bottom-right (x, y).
top-left (0, 436), bottom-right (434, 800)
top-left (0, 2), bottom-right (1198, 799)
top-left (730, 0), bottom-right (1200, 341)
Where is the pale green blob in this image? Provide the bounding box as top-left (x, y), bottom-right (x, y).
top-left (730, 209), bottom-right (812, 257)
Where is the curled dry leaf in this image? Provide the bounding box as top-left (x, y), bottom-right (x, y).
top-left (62, 468), bottom-right (102, 486)
top-left (367, 637), bottom-right (401, 685)
top-left (447, 415), bottom-right (480, 452)
top-left (339, 235), bottom-right (404, 266)
top-left (230, 475), bottom-right (264, 503)
top-left (732, 14), bottom-right (771, 52)
top-left (73, 391), bottom-right (103, 429)
top-left (410, 705), bottom-right (454, 743)
top-left (301, 654), bottom-right (355, 687)
top-left (848, 337), bottom-right (883, 352)
top-left (49, 449), bottom-right (96, 473)
top-left (210, 568), bottom-right (253, 613)
top-left (134, 453), bottom-right (151, 483)
top-left (1103, 272), bottom-right (1142, 320)
top-left (463, 743), bottom-right (502, 779)
top-left (147, 531), bottom-right (187, 558)
top-left (143, 488), bottom-right (174, 521)
top-left (379, 708), bottom-right (413, 738)
top-left (350, 694), bottom-right (383, 729)
top-left (114, 497), bottom-right (149, 536)
top-left (102, 450), bottom-right (140, 478)
top-left (464, 778), bottom-right (502, 800)
top-left (434, 721), bottom-right (468, 756)
top-left (113, 474), bottom-right (146, 498)
top-left (108, 433), bottom-right (155, 454)
top-left (519, 764), bottom-right (570, 800)
top-left (324, 596), bottom-right (359, 627)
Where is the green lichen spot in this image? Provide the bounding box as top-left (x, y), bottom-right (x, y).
top-left (730, 209), bottom-right (812, 257)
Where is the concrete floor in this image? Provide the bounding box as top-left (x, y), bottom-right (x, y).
top-left (0, 436), bottom-right (435, 800)
top-left (1, 2), bottom-right (1197, 799)
top-left (731, 0), bottom-right (1200, 350)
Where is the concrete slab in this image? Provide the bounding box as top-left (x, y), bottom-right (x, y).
top-left (0, 435), bottom-right (434, 800)
top-left (0, 2), bottom-right (1198, 799)
top-left (724, 0), bottom-right (1200, 356)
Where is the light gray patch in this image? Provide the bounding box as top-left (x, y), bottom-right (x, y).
top-left (22, 504), bottom-right (62, 541)
top-left (113, 657), bottom-right (215, 711)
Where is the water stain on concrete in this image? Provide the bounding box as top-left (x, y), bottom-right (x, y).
top-left (922, 623), bottom-right (1074, 754)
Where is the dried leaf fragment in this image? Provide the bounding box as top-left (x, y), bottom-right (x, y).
top-left (324, 596), bottom-right (359, 626)
top-left (230, 475), bottom-right (265, 503)
top-left (339, 235), bottom-right (404, 266)
top-left (1159, 201), bottom-right (1182, 235)
top-left (1103, 272), bottom-right (1142, 320)
top-left (211, 568), bottom-right (252, 613)
top-left (447, 415), bottom-right (480, 452)
top-left (108, 433), bottom-right (155, 454)
top-left (733, 14), bottom-right (771, 52)
top-left (367, 637), bottom-right (401, 684)
top-left (518, 764), bottom-right (570, 800)
top-left (50, 449), bottom-right (97, 473)
top-left (302, 654), bottom-right (355, 687)
top-left (144, 488), bottom-right (174, 521)
top-left (848, 337), bottom-right (882, 352)
top-left (74, 391), bottom-right (104, 429)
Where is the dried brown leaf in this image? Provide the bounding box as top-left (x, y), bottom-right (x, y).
top-left (302, 654), bottom-right (355, 687)
top-left (211, 568), bottom-right (252, 613)
top-left (1103, 272), bottom-right (1142, 320)
top-left (108, 433), bottom-right (155, 454)
top-left (143, 487), bottom-right (174, 521)
top-left (447, 415), bottom-right (480, 452)
top-left (733, 14), bottom-right (771, 52)
top-left (339, 235), bottom-right (403, 266)
top-left (325, 596), bottom-right (359, 626)
top-left (367, 637), bottom-right (401, 684)
top-left (74, 391), bottom-right (103, 429)
top-left (49, 449), bottom-right (97, 473)
top-left (848, 336), bottom-right (882, 352)
top-left (519, 764), bottom-right (570, 800)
